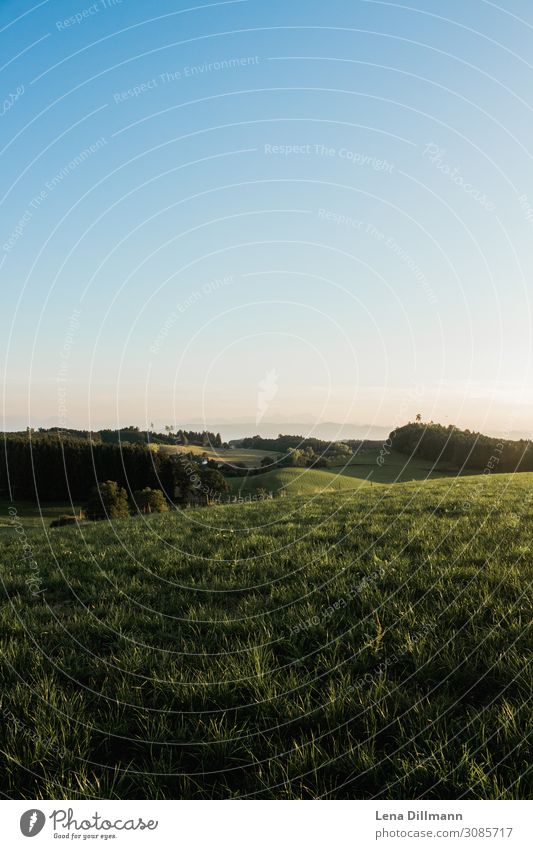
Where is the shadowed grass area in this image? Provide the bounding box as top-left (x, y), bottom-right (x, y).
top-left (0, 474), bottom-right (531, 799)
top-left (0, 501), bottom-right (83, 536)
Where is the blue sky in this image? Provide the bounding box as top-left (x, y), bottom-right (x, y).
top-left (2, 0), bottom-right (533, 437)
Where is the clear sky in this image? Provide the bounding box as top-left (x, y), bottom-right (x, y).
top-left (2, 0), bottom-right (533, 438)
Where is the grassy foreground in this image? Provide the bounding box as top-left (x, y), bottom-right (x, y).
top-left (0, 473), bottom-right (531, 799)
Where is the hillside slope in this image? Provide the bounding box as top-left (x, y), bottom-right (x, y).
top-left (0, 474), bottom-right (531, 799)
top-left (227, 448), bottom-right (456, 496)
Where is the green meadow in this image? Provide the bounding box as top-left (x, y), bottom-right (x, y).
top-left (0, 471), bottom-right (531, 799)
top-left (227, 447), bottom-right (457, 497)
top-left (0, 502), bottom-right (83, 536)
top-left (157, 443), bottom-right (280, 468)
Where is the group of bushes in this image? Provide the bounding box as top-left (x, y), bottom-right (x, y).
top-left (50, 483), bottom-right (169, 526)
top-left (237, 435), bottom-right (376, 470)
top-left (49, 463), bottom-right (231, 526)
top-left (86, 482), bottom-right (169, 520)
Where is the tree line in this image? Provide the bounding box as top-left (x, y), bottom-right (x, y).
top-left (391, 422), bottom-right (533, 472)
top-left (238, 433), bottom-right (367, 453)
top-left (238, 434), bottom-right (381, 469)
top-left (22, 425), bottom-right (223, 448)
top-left (0, 433), bottom-right (227, 505)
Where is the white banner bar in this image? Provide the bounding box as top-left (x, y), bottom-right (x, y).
top-left (1, 799), bottom-right (531, 848)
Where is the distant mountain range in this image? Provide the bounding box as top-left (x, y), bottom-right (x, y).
top-left (181, 422), bottom-right (394, 442)
top-left (3, 417), bottom-right (530, 443)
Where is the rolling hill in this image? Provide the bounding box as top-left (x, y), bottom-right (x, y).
top-left (0, 472), bottom-right (530, 799)
top-left (156, 442), bottom-right (280, 468)
top-left (227, 448), bottom-right (457, 497)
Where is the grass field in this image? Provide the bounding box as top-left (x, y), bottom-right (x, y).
top-left (0, 501), bottom-right (82, 536)
top-left (227, 448), bottom-right (455, 497)
top-left (155, 443), bottom-right (280, 468)
top-left (0, 472), bottom-right (531, 799)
